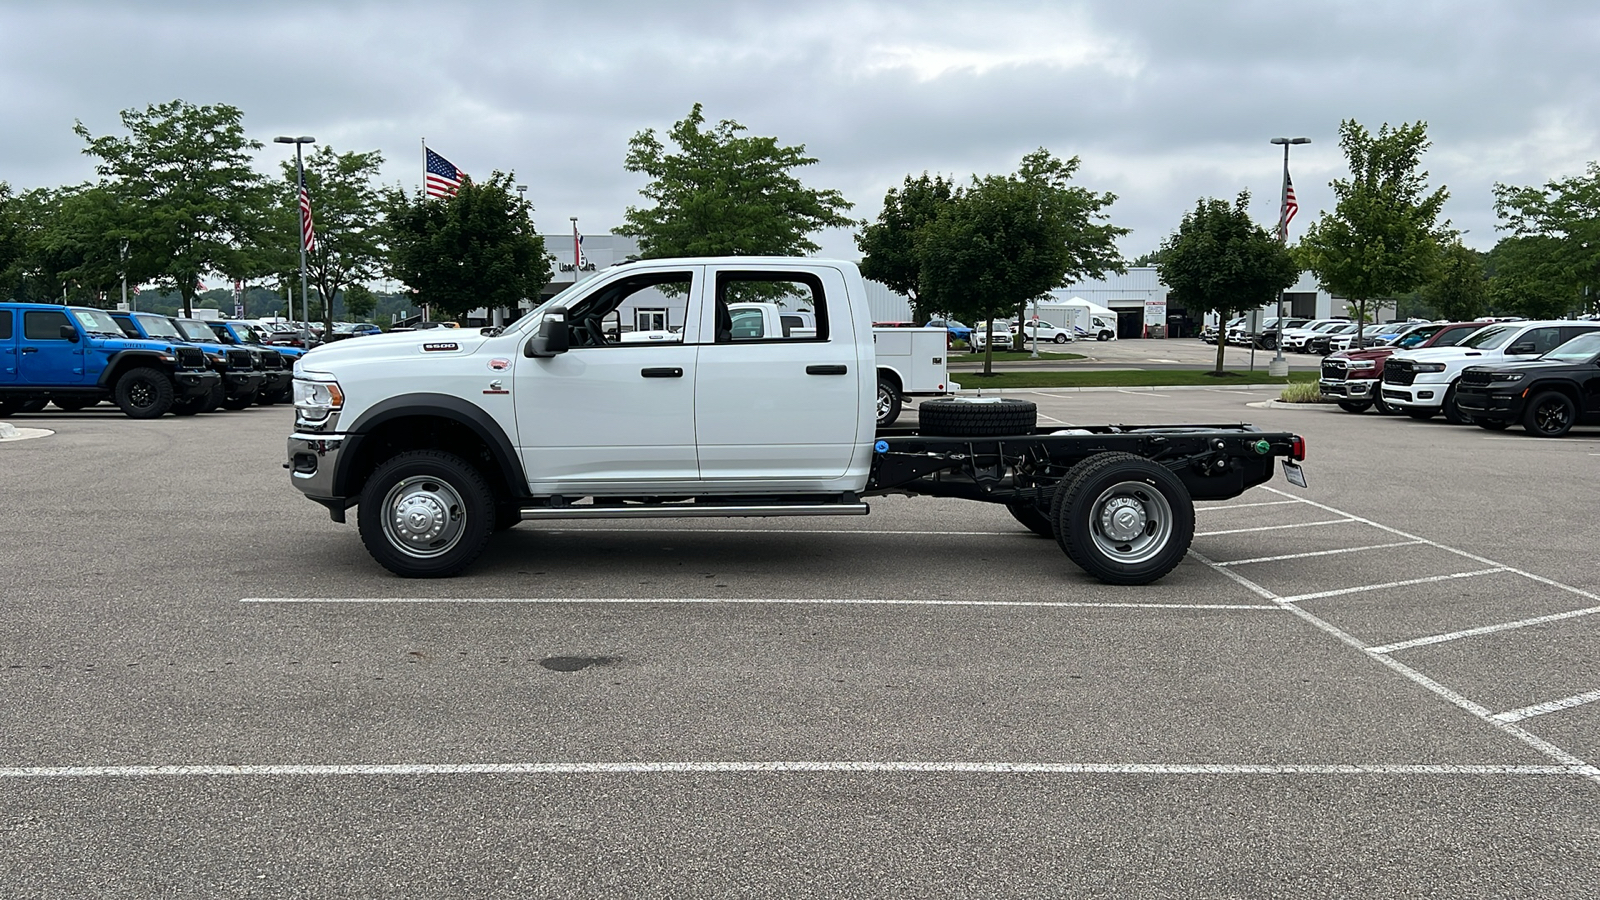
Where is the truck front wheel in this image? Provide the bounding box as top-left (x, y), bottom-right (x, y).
top-left (113, 368), bottom-right (174, 419)
top-left (358, 450), bottom-right (496, 577)
top-left (1054, 455), bottom-right (1195, 585)
top-left (876, 377), bottom-right (902, 427)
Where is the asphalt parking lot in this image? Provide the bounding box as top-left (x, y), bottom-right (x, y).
top-left (2, 392), bottom-right (1597, 897)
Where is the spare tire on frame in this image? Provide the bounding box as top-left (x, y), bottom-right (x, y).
top-left (916, 396), bottom-right (1037, 437)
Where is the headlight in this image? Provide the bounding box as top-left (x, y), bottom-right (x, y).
top-left (1412, 362), bottom-right (1448, 373)
top-left (293, 377), bottom-right (344, 421)
top-left (1490, 372), bottom-right (1524, 382)
top-left (1347, 360), bottom-right (1376, 370)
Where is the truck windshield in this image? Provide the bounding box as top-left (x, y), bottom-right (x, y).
top-left (1542, 332), bottom-right (1600, 362)
top-left (71, 308), bottom-right (124, 336)
top-left (1459, 325), bottom-right (1515, 350)
top-left (134, 314), bottom-right (183, 339)
top-left (176, 320), bottom-right (221, 342)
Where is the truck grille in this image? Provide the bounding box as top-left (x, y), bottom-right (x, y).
top-left (175, 347), bottom-right (206, 369)
top-left (1321, 359), bottom-right (1347, 381)
top-left (260, 351), bottom-right (284, 370)
top-left (1383, 359), bottom-right (1416, 386)
top-left (1459, 368), bottom-right (1492, 387)
top-left (226, 349), bottom-right (253, 371)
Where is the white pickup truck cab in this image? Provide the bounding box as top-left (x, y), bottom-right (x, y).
top-left (1382, 320), bottom-right (1600, 423)
top-left (288, 257), bottom-right (1306, 585)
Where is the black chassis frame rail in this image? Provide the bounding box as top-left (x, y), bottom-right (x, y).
top-left (865, 423), bottom-right (1303, 506)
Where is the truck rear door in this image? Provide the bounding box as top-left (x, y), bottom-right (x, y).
top-left (0, 308), bottom-right (14, 384)
top-left (694, 265), bottom-right (862, 481)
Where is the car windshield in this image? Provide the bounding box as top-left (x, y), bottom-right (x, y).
top-left (233, 325), bottom-right (264, 344)
top-left (1314, 322), bottom-right (1347, 332)
top-left (133, 314), bottom-right (183, 339)
top-left (175, 320), bottom-right (221, 342)
top-left (1395, 326), bottom-right (1442, 348)
top-left (1460, 325), bottom-right (1516, 350)
top-left (70, 308), bottom-right (123, 335)
top-left (1542, 332), bottom-right (1600, 362)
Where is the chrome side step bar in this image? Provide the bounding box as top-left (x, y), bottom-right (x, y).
top-left (520, 503), bottom-right (870, 521)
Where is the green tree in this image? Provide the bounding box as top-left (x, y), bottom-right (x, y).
top-left (917, 149), bottom-right (1127, 373)
top-left (0, 183), bottom-right (24, 298)
top-left (1420, 240), bottom-right (1487, 321)
top-left (1298, 120), bottom-right (1449, 347)
top-left (1156, 192), bottom-right (1300, 374)
top-left (856, 172), bottom-right (956, 319)
top-left (74, 100), bottom-right (270, 317)
top-left (272, 146), bottom-right (387, 334)
top-left (385, 172), bottom-right (550, 321)
top-left (341, 283), bottom-right (377, 320)
top-left (1492, 161), bottom-right (1600, 317)
top-left (616, 103), bottom-right (854, 258)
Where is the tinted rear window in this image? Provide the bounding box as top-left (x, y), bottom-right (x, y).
top-left (0, 310), bottom-right (11, 340)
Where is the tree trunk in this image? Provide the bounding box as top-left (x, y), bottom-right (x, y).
top-left (983, 320), bottom-right (995, 376)
top-left (1214, 321), bottom-right (1227, 373)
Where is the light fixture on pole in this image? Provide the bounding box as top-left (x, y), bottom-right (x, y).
top-left (1268, 136), bottom-right (1310, 377)
top-left (274, 135), bottom-right (316, 333)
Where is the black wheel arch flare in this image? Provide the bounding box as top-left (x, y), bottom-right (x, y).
top-left (334, 393), bottom-right (529, 501)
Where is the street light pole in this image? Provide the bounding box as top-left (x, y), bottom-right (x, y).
top-left (274, 135), bottom-right (316, 334)
top-left (1268, 136), bottom-right (1310, 376)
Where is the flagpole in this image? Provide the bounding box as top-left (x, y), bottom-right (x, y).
top-left (1268, 136), bottom-right (1310, 375)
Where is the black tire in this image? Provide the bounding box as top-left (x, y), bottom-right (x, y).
top-left (113, 367), bottom-right (174, 419)
top-left (170, 396), bottom-right (202, 416)
top-left (20, 398), bottom-right (49, 413)
top-left (1097, 331), bottom-right (1112, 341)
top-left (52, 398), bottom-right (94, 412)
top-left (358, 450), bottom-right (496, 577)
top-left (221, 391), bottom-right (257, 411)
top-left (1374, 395), bottom-right (1397, 415)
top-left (1006, 501), bottom-right (1054, 538)
top-left (1473, 417), bottom-right (1510, 431)
top-left (917, 397), bottom-right (1037, 437)
top-left (256, 390), bottom-right (278, 406)
top-left (1054, 454), bottom-right (1195, 585)
top-left (875, 377), bottom-right (902, 427)
top-left (1049, 452), bottom-right (1142, 561)
top-left (1523, 390), bottom-right (1576, 438)
top-left (1406, 409), bottom-right (1437, 420)
top-left (200, 381), bottom-right (224, 413)
top-left (1441, 384), bottom-right (1472, 425)
top-left (0, 400), bottom-right (21, 416)
top-left (1337, 400), bottom-right (1372, 413)
top-left (494, 503), bottom-right (523, 533)
top-left (1053, 333), bottom-right (1069, 344)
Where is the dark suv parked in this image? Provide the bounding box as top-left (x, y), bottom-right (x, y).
top-left (1454, 331), bottom-right (1600, 436)
top-left (1, 303), bottom-right (215, 418)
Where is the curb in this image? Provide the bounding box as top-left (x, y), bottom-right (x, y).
top-left (0, 422), bottom-right (54, 442)
top-left (951, 383), bottom-right (1295, 395)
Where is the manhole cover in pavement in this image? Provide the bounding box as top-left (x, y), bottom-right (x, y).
top-left (539, 656), bottom-right (618, 672)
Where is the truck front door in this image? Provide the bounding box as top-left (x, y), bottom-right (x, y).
top-left (514, 267), bottom-right (703, 490)
top-left (694, 265), bottom-right (862, 482)
top-left (18, 308), bottom-right (87, 385)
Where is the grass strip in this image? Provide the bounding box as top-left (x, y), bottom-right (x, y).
top-left (951, 369), bottom-right (1319, 389)
top-left (953, 350), bottom-right (1087, 362)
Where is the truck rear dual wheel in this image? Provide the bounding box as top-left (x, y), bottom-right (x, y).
top-left (358, 450), bottom-right (496, 578)
top-left (916, 397), bottom-right (1037, 437)
top-left (1052, 452), bottom-right (1195, 585)
top-left (113, 367), bottom-right (174, 419)
top-left (1005, 501), bottom-right (1055, 538)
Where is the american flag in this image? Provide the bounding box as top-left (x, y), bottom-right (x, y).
top-left (425, 147), bottom-right (466, 198)
top-left (573, 221), bottom-right (588, 268)
top-left (1278, 172), bottom-right (1299, 241)
top-left (299, 186), bottom-right (316, 252)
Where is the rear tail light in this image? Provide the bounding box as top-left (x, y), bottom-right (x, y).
top-left (1291, 435), bottom-right (1306, 461)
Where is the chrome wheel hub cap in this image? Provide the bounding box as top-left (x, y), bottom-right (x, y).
top-left (1100, 497), bottom-right (1147, 542)
top-left (381, 477), bottom-right (466, 558)
top-left (1090, 480), bottom-right (1174, 564)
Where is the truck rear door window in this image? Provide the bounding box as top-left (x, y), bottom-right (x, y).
top-left (0, 310), bottom-right (11, 340)
top-left (714, 272), bottom-right (826, 343)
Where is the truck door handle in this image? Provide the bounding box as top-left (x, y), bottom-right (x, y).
top-left (641, 367), bottom-right (683, 378)
top-left (806, 365), bottom-right (848, 375)
top-left (21, 347), bottom-right (37, 354)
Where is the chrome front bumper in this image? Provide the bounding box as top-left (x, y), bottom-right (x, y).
top-left (287, 432), bottom-right (346, 501)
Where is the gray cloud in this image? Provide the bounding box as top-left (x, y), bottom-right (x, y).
top-left (3, 0), bottom-right (1596, 263)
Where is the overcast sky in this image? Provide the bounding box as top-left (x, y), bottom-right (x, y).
top-left (4, 0), bottom-right (1598, 264)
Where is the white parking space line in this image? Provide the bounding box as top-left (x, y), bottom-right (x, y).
top-left (1214, 541), bottom-right (1427, 567)
top-left (0, 762), bottom-right (1591, 779)
top-left (1276, 569), bottom-right (1507, 604)
top-left (1196, 500), bottom-right (1302, 513)
top-left (1366, 604), bottom-right (1600, 655)
top-left (1491, 690), bottom-right (1600, 724)
top-left (240, 597), bottom-right (1282, 610)
top-left (1196, 518), bottom-right (1354, 537)
top-left (547, 528), bottom-right (1019, 536)
top-left (1186, 548), bottom-right (1599, 784)
top-left (1482, 436), bottom-right (1600, 443)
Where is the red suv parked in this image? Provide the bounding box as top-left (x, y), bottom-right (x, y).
top-left (1319, 322), bottom-right (1487, 412)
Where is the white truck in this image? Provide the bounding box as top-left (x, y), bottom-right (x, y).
top-left (287, 257), bottom-right (1306, 585)
top-left (1382, 320), bottom-right (1600, 423)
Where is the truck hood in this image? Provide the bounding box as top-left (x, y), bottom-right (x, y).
top-left (1463, 357), bottom-right (1571, 374)
top-left (1327, 346), bottom-right (1396, 362)
top-left (296, 328), bottom-right (499, 370)
top-left (1391, 347), bottom-right (1492, 362)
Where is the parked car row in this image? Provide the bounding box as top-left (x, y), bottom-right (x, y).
top-left (1321, 318), bottom-right (1600, 437)
top-left (0, 302), bottom-right (308, 419)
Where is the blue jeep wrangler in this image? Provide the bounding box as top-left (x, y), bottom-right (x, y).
top-left (0, 303), bottom-right (217, 418)
top-left (111, 311), bottom-right (264, 414)
top-left (204, 320), bottom-right (298, 404)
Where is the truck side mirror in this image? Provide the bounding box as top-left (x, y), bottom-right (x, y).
top-left (525, 307), bottom-right (570, 358)
top-left (59, 324), bottom-right (80, 343)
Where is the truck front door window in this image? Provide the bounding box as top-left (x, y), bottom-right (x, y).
top-left (20, 310), bottom-right (83, 385)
